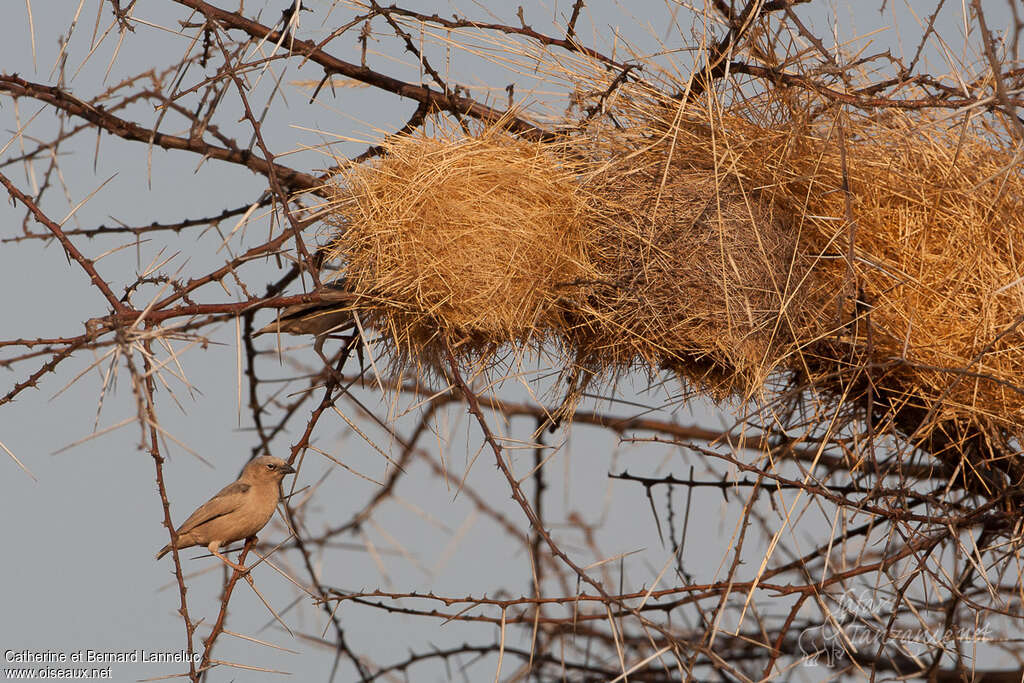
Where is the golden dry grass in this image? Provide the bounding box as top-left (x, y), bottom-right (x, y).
top-left (319, 93), bottom-right (1024, 438)
top-left (567, 163), bottom-right (818, 397)
top-left (325, 127), bottom-right (596, 365)
top-left (633, 102), bottom-right (1024, 432)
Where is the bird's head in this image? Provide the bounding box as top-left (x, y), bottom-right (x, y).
top-left (243, 455), bottom-right (296, 483)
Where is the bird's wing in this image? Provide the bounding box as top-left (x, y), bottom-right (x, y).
top-left (175, 482), bottom-right (252, 534)
top-left (253, 284), bottom-right (352, 337)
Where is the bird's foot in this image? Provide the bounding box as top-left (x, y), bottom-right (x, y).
top-left (211, 547), bottom-right (250, 574)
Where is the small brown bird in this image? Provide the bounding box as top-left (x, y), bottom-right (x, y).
top-left (253, 282), bottom-right (354, 355)
top-left (156, 456), bottom-right (296, 571)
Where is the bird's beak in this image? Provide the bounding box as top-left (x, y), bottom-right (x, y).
top-left (281, 464), bottom-right (296, 475)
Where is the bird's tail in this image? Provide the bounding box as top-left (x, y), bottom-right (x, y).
top-left (155, 544), bottom-right (170, 560)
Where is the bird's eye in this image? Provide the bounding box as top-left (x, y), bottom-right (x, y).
top-left (266, 464), bottom-right (276, 470)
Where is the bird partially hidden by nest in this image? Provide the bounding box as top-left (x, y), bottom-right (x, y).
top-left (156, 455), bottom-right (295, 572)
top-left (253, 282), bottom-right (355, 356)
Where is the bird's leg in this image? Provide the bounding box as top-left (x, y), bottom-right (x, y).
top-left (314, 337), bottom-right (338, 376)
top-left (314, 336), bottom-right (351, 386)
top-left (207, 541), bottom-right (248, 573)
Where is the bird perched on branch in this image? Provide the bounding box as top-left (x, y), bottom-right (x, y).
top-left (253, 282), bottom-right (355, 356)
top-left (156, 455), bottom-right (296, 572)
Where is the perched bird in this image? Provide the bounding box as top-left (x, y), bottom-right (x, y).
top-left (253, 282), bottom-right (354, 355)
top-left (156, 456), bottom-right (296, 571)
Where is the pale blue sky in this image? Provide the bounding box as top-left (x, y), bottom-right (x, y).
top-left (0, 1), bottom-right (1013, 681)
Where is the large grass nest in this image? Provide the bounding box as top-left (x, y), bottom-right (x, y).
top-left (324, 128), bottom-right (596, 367)
top-left (639, 103), bottom-right (1024, 437)
top-left (567, 163), bottom-right (822, 397)
top-left (319, 96), bottom-right (1024, 440)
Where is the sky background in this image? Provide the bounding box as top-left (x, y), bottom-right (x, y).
top-left (0, 1), bottom-right (1013, 681)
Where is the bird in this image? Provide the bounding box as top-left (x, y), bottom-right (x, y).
top-left (253, 282), bottom-right (354, 355)
top-left (156, 455), bottom-right (296, 572)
